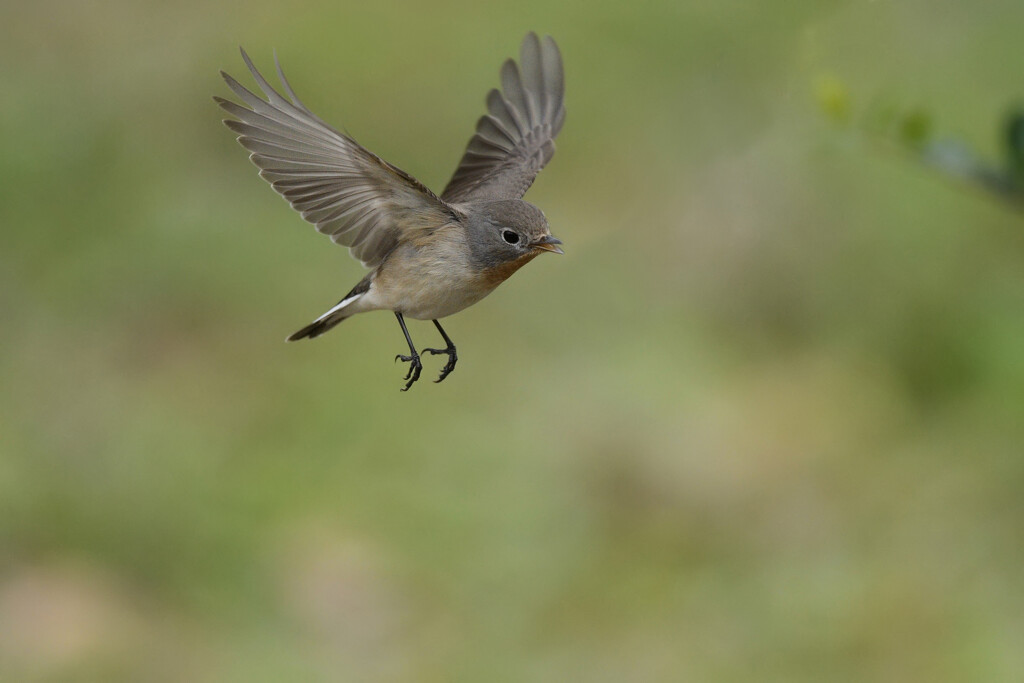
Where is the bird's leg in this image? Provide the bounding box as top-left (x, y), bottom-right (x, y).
top-left (393, 312), bottom-right (422, 391)
top-left (422, 319), bottom-right (459, 383)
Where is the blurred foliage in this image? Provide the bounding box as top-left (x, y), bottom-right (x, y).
top-left (1006, 110), bottom-right (1024, 181)
top-left (3, 0), bottom-right (1024, 681)
top-left (819, 78), bottom-right (1024, 210)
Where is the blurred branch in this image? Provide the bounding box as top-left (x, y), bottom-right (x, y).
top-left (815, 75), bottom-right (1024, 213)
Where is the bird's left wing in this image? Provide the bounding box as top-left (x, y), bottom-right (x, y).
top-left (216, 48), bottom-right (457, 268)
top-left (441, 33), bottom-right (566, 203)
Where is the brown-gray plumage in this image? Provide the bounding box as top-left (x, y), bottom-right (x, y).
top-left (216, 33), bottom-right (566, 390)
top-left (442, 33), bottom-right (566, 202)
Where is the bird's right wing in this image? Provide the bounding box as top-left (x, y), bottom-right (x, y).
top-left (441, 33), bottom-right (566, 203)
top-left (216, 49), bottom-right (457, 268)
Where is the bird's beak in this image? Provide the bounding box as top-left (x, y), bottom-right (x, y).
top-left (531, 235), bottom-right (564, 254)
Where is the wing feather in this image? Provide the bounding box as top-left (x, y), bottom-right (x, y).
top-left (217, 48), bottom-right (455, 267)
top-left (442, 33), bottom-right (566, 202)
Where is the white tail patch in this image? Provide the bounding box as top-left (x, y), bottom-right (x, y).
top-left (314, 292), bottom-right (362, 322)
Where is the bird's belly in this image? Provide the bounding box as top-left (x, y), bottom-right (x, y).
top-left (369, 242), bottom-right (500, 320)
top-left (398, 276), bottom-right (495, 320)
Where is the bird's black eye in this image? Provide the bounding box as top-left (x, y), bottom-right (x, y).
top-left (502, 230), bottom-right (521, 245)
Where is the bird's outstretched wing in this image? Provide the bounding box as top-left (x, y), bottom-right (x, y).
top-left (216, 49), bottom-right (456, 268)
top-left (441, 33), bottom-right (566, 203)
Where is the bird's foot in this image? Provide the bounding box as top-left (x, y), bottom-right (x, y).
top-left (422, 346), bottom-right (458, 383)
top-left (395, 352), bottom-right (423, 391)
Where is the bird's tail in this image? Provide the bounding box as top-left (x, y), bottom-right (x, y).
top-left (287, 312), bottom-right (350, 341)
top-left (286, 281), bottom-right (369, 341)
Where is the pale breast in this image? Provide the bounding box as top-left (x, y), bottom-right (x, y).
top-left (370, 226), bottom-right (514, 320)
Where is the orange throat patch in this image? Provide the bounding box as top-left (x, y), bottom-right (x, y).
top-left (478, 251), bottom-right (540, 288)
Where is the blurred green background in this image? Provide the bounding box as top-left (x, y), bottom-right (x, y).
top-left (3, 0), bottom-right (1024, 680)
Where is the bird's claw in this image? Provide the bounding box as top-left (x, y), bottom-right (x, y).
top-left (395, 353), bottom-right (423, 390)
top-left (422, 347), bottom-right (458, 383)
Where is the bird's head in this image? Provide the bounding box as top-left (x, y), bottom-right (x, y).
top-left (466, 200), bottom-right (563, 277)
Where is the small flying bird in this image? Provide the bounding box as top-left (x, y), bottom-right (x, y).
top-left (216, 33), bottom-right (566, 390)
